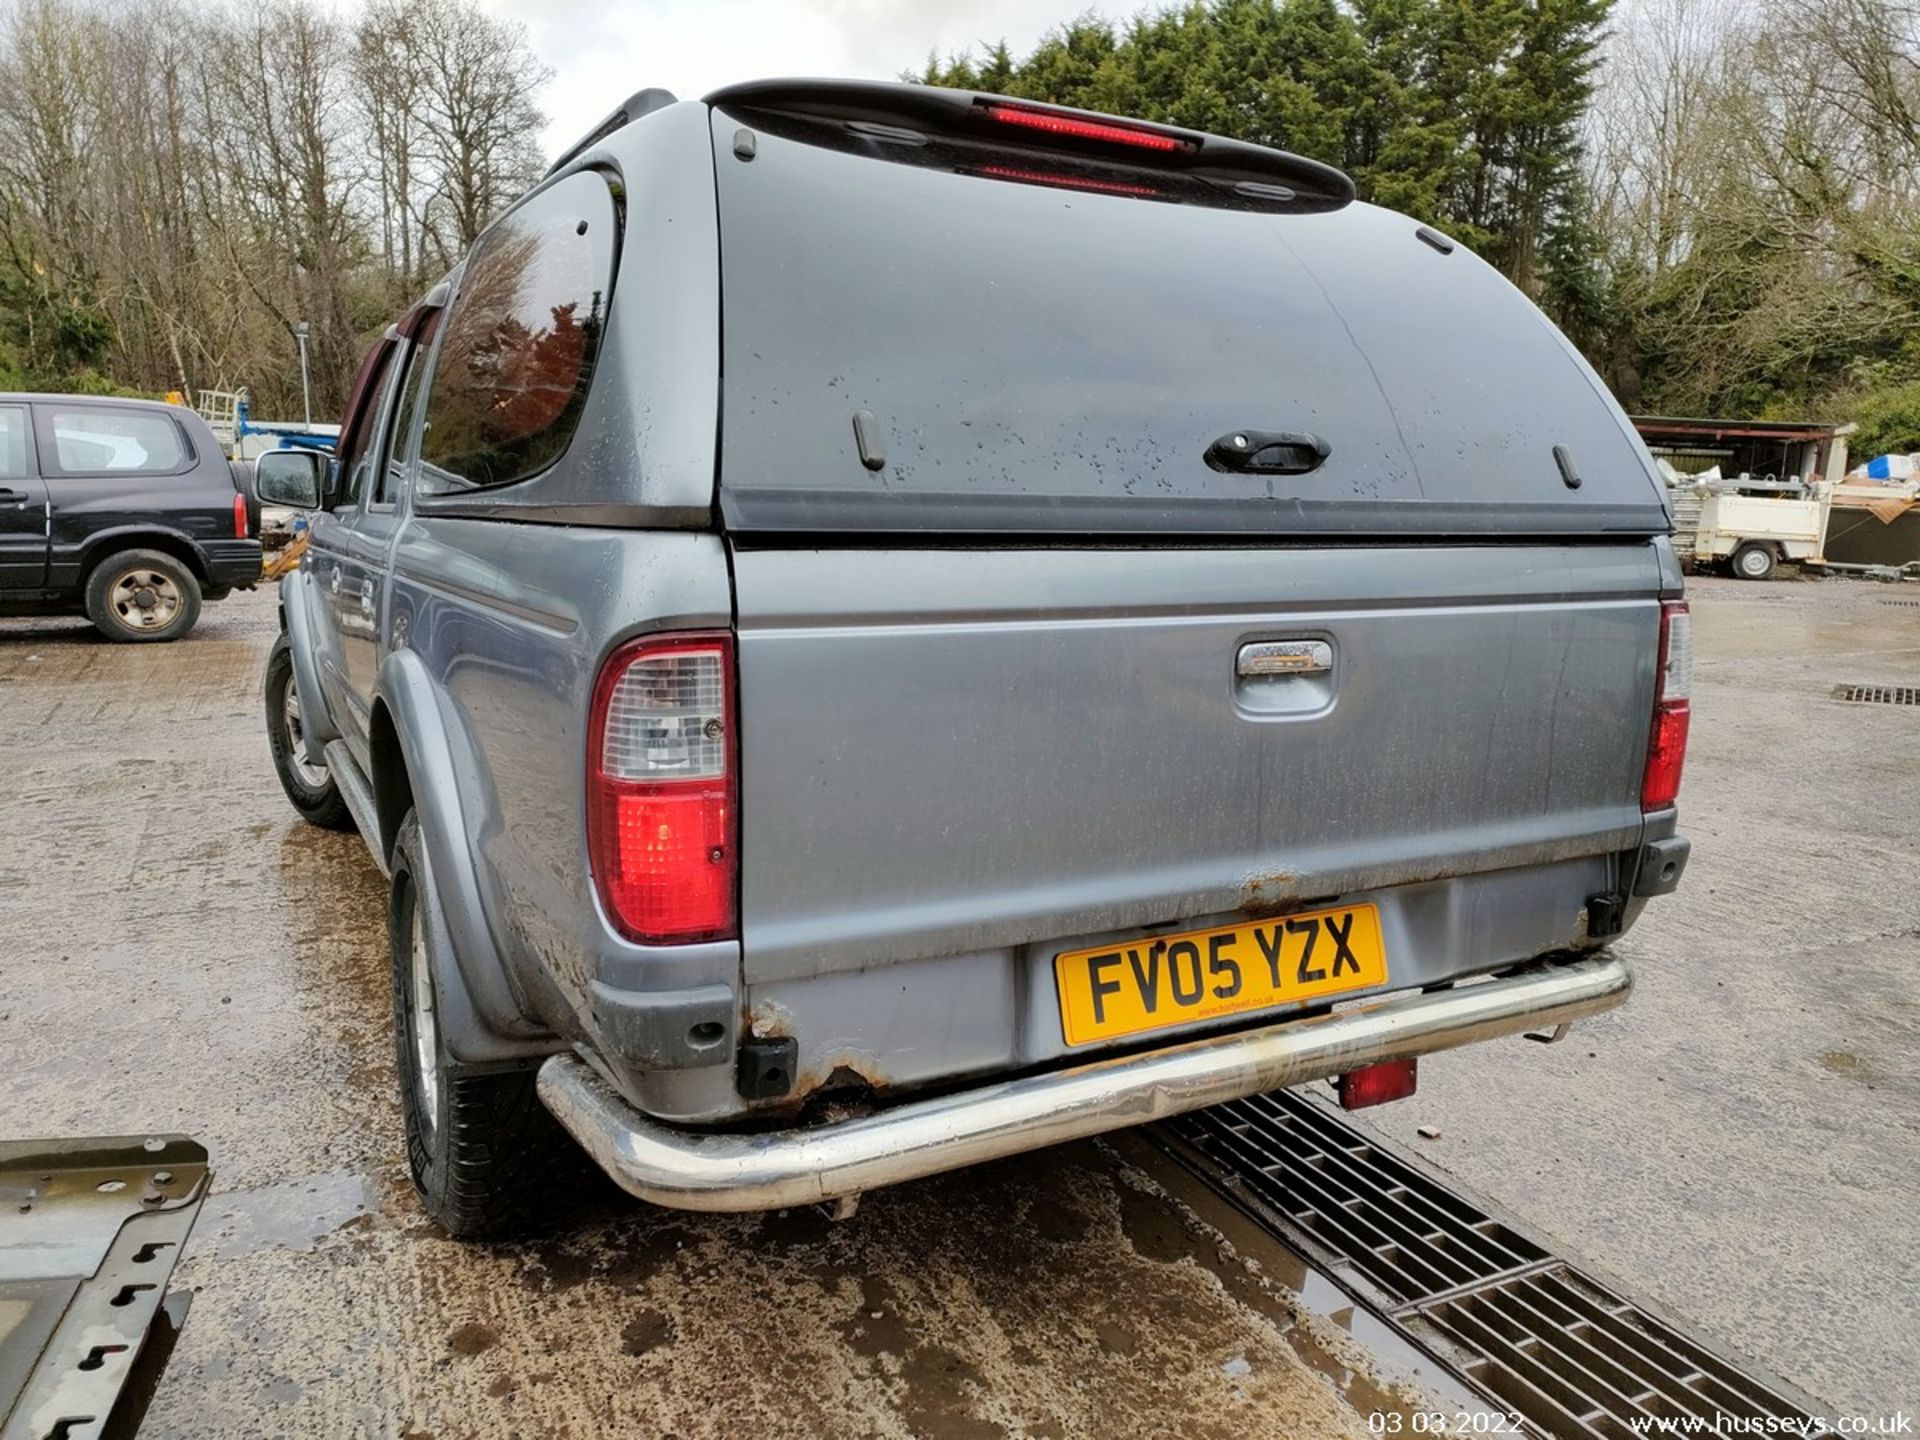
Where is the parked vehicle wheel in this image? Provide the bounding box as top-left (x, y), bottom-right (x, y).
top-left (389, 811), bottom-right (577, 1238)
top-left (84, 548), bottom-right (202, 642)
top-left (1731, 543), bottom-right (1778, 581)
top-left (264, 638), bottom-right (354, 831)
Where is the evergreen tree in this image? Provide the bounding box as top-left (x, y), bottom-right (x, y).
top-left (917, 0), bottom-right (1614, 321)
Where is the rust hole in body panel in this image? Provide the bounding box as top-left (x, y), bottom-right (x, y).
top-left (794, 1063), bottom-right (886, 1124)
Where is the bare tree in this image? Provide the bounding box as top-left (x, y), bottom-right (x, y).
top-left (0, 0), bottom-right (549, 413)
top-left (406, 0), bottom-right (549, 267)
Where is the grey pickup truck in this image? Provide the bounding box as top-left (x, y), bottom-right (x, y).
top-left (256, 79), bottom-right (1691, 1237)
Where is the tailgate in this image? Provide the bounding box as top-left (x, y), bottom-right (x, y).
top-left (733, 542), bottom-right (1660, 983)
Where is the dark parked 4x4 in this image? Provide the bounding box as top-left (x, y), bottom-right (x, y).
top-left (0, 394), bottom-right (261, 642)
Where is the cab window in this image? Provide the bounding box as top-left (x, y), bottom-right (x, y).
top-left (377, 312), bottom-right (443, 507)
top-left (0, 406), bottom-right (28, 478)
top-left (337, 347), bottom-right (401, 509)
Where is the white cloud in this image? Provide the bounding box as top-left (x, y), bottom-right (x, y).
top-left (471, 0), bottom-right (1132, 158)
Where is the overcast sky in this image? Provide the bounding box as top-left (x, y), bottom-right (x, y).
top-left (471, 0), bottom-right (1130, 158)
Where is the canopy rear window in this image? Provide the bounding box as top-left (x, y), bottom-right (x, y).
top-left (709, 101), bottom-right (1668, 539)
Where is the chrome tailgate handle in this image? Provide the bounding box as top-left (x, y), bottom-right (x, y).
top-left (1238, 640), bottom-right (1332, 677)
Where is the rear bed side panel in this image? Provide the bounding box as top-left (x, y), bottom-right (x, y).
top-left (393, 519), bottom-right (737, 1085)
top-left (732, 542), bottom-right (1663, 985)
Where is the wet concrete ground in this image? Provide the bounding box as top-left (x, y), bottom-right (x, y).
top-left (0, 594), bottom-right (1403, 1438)
top-left (2, 575), bottom-right (1913, 1434)
top-left (1367, 574), bottom-right (1920, 1421)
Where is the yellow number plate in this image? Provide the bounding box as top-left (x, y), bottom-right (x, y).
top-left (1054, 904), bottom-right (1388, 1047)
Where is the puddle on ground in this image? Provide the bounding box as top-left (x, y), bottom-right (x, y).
top-left (191, 1168), bottom-right (376, 1259)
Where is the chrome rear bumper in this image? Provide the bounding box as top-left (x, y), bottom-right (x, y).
top-left (537, 954), bottom-right (1631, 1213)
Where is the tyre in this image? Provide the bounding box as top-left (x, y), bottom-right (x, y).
top-left (1731, 542), bottom-right (1777, 581)
top-left (84, 548), bottom-right (202, 642)
top-left (389, 811), bottom-right (578, 1237)
top-left (264, 637), bottom-right (354, 831)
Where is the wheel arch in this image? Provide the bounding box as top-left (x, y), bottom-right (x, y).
top-left (77, 528), bottom-right (210, 587)
top-left (375, 646), bottom-right (554, 1062)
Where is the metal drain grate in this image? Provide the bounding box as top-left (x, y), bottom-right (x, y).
top-left (1179, 1097), bottom-right (1549, 1304)
top-left (1834, 684), bottom-right (1920, 705)
top-left (1414, 1266), bottom-right (1814, 1439)
top-left (1163, 1093), bottom-right (1830, 1439)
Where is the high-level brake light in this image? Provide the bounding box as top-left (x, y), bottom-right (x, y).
top-left (587, 633), bottom-right (737, 944)
top-left (1641, 601), bottom-right (1691, 810)
top-left (973, 165), bottom-right (1160, 197)
top-left (980, 102), bottom-right (1188, 153)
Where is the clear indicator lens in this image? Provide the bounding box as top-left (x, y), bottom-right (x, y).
top-left (600, 650), bottom-right (725, 781)
top-left (1661, 605), bottom-right (1692, 701)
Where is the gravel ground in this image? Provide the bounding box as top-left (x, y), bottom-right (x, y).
top-left (1366, 573), bottom-right (1920, 1422)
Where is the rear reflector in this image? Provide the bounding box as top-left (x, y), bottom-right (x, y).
top-left (233, 492), bottom-right (249, 539)
top-left (1641, 601), bottom-right (1691, 810)
top-left (587, 633), bottom-right (737, 944)
top-left (980, 102), bottom-right (1188, 153)
top-left (1337, 1058), bottom-right (1417, 1110)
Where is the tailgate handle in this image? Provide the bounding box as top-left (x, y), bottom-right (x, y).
top-left (1206, 429), bottom-right (1331, 475)
top-left (1238, 640), bottom-right (1332, 677)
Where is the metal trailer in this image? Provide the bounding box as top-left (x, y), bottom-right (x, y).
top-left (1686, 485), bottom-right (1833, 580)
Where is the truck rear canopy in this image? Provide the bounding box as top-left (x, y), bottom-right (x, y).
top-left (707, 88), bottom-right (1668, 539)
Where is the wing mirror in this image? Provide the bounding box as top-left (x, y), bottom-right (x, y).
top-left (253, 448), bottom-right (328, 509)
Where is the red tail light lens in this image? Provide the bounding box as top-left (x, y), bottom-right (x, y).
top-left (980, 102), bottom-right (1189, 153)
top-left (1337, 1058), bottom-right (1418, 1110)
top-left (587, 633), bottom-right (737, 944)
top-left (1641, 601), bottom-right (1691, 810)
top-left (233, 492), bottom-right (249, 538)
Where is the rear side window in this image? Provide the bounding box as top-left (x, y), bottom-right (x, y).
top-left (44, 407), bottom-right (186, 475)
top-left (418, 171), bottom-right (616, 494)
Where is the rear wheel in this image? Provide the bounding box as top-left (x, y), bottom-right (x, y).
top-left (1731, 542), bottom-right (1777, 581)
top-left (264, 638), bottom-right (353, 830)
top-left (389, 811), bottom-right (578, 1238)
top-left (84, 548), bottom-right (202, 642)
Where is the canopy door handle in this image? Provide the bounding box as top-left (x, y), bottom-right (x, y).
top-left (1206, 430), bottom-right (1331, 475)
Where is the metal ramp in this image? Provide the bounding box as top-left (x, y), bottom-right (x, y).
top-left (1158, 1093), bottom-right (1832, 1439)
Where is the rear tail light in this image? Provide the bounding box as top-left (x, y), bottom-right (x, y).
top-left (1337, 1058), bottom-right (1418, 1110)
top-left (1641, 601), bottom-right (1691, 810)
top-left (587, 633), bottom-right (737, 944)
top-left (979, 101), bottom-right (1191, 153)
top-left (233, 492), bottom-right (249, 539)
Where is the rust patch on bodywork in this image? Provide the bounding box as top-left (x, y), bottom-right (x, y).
top-left (745, 999), bottom-right (794, 1040)
top-left (1239, 870), bottom-right (1304, 918)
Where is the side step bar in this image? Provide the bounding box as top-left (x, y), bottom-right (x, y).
top-left (538, 954), bottom-right (1632, 1214)
top-left (322, 739), bottom-right (387, 878)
